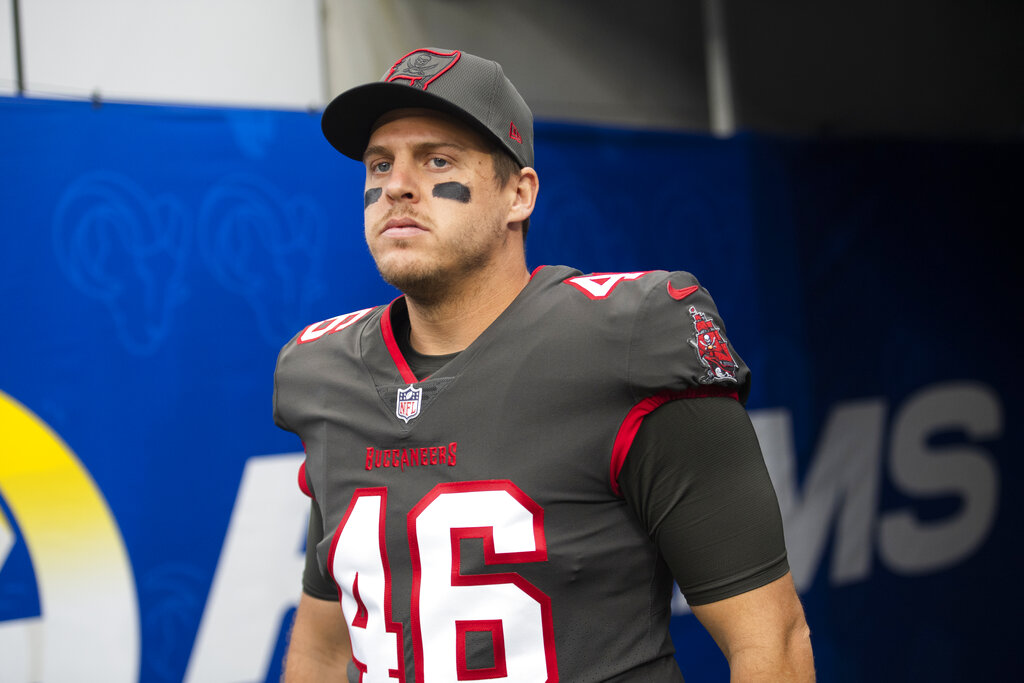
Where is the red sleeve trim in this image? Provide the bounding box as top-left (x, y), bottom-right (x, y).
top-left (297, 461), bottom-right (313, 499)
top-left (609, 387), bottom-right (739, 496)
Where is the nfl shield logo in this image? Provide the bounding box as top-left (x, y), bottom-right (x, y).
top-left (396, 385), bottom-right (422, 423)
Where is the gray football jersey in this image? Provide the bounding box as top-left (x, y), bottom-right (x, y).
top-left (273, 265), bottom-right (751, 682)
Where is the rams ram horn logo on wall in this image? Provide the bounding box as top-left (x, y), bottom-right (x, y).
top-left (0, 390), bottom-right (140, 680)
top-left (396, 385), bottom-right (423, 423)
top-left (688, 305), bottom-right (739, 383)
top-left (385, 48), bottom-right (461, 91)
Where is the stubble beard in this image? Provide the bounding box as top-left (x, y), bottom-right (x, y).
top-left (370, 219), bottom-right (505, 306)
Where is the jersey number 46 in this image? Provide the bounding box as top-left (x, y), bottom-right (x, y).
top-left (330, 481), bottom-right (558, 682)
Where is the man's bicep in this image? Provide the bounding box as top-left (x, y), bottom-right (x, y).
top-left (691, 572), bottom-right (814, 680)
top-left (617, 396), bottom-right (789, 605)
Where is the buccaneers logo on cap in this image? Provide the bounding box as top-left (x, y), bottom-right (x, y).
top-left (385, 48), bottom-right (461, 91)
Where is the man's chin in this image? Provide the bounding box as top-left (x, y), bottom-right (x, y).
top-left (375, 259), bottom-right (443, 299)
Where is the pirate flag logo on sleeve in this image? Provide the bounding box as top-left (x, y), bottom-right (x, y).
top-left (688, 305), bottom-right (739, 383)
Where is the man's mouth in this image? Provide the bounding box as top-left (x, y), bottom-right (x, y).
top-left (382, 217), bottom-right (428, 238)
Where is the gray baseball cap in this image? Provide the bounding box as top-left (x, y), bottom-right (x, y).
top-left (321, 48), bottom-right (534, 168)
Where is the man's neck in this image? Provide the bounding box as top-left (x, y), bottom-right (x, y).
top-left (405, 256), bottom-right (531, 356)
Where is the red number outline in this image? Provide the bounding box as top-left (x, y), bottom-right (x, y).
top-left (407, 480), bottom-right (558, 682)
top-left (455, 619), bottom-right (507, 680)
top-left (328, 487), bottom-right (406, 681)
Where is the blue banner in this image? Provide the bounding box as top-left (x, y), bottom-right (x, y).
top-left (1, 96), bottom-right (1019, 681)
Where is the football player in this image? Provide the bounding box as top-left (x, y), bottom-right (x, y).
top-left (275, 47), bottom-right (814, 682)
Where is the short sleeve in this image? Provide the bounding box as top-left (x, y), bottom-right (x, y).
top-left (273, 338), bottom-right (297, 433)
top-left (617, 397), bottom-right (789, 606)
top-left (302, 497), bottom-right (339, 600)
top-left (296, 459), bottom-right (335, 599)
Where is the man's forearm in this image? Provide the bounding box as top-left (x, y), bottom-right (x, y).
top-left (283, 647), bottom-right (351, 683)
top-left (283, 593), bottom-right (353, 682)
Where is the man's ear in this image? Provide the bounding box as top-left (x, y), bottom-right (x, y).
top-left (507, 167), bottom-right (539, 225)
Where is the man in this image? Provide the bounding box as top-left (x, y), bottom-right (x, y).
top-left (274, 47), bottom-right (814, 681)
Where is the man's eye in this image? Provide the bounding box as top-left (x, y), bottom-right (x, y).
top-left (373, 161), bottom-right (391, 173)
top-left (429, 157), bottom-right (449, 169)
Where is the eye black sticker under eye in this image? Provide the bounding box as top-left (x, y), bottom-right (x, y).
top-left (364, 187), bottom-right (382, 208)
top-left (432, 182), bottom-right (471, 203)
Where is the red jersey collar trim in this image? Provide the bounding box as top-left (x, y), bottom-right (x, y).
top-left (381, 298), bottom-right (419, 385)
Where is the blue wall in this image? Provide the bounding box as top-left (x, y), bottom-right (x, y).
top-left (0, 96), bottom-right (1020, 681)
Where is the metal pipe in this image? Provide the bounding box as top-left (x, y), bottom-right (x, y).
top-left (703, 0), bottom-right (735, 136)
top-left (12, 0), bottom-right (25, 95)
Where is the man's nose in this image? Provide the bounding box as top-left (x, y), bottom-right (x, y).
top-left (383, 162), bottom-right (418, 202)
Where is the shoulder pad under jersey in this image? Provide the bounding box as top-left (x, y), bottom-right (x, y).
top-left (558, 269), bottom-right (750, 403)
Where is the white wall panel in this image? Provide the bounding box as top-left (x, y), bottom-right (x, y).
top-left (17, 0), bottom-right (323, 109)
top-left (1, 0), bottom-right (17, 95)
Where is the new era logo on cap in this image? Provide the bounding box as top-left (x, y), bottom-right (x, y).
top-left (385, 49), bottom-right (461, 91)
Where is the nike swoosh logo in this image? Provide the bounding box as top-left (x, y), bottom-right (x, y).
top-left (667, 282), bottom-right (699, 301)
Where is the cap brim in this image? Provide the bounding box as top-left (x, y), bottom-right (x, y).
top-left (322, 82), bottom-right (500, 162)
